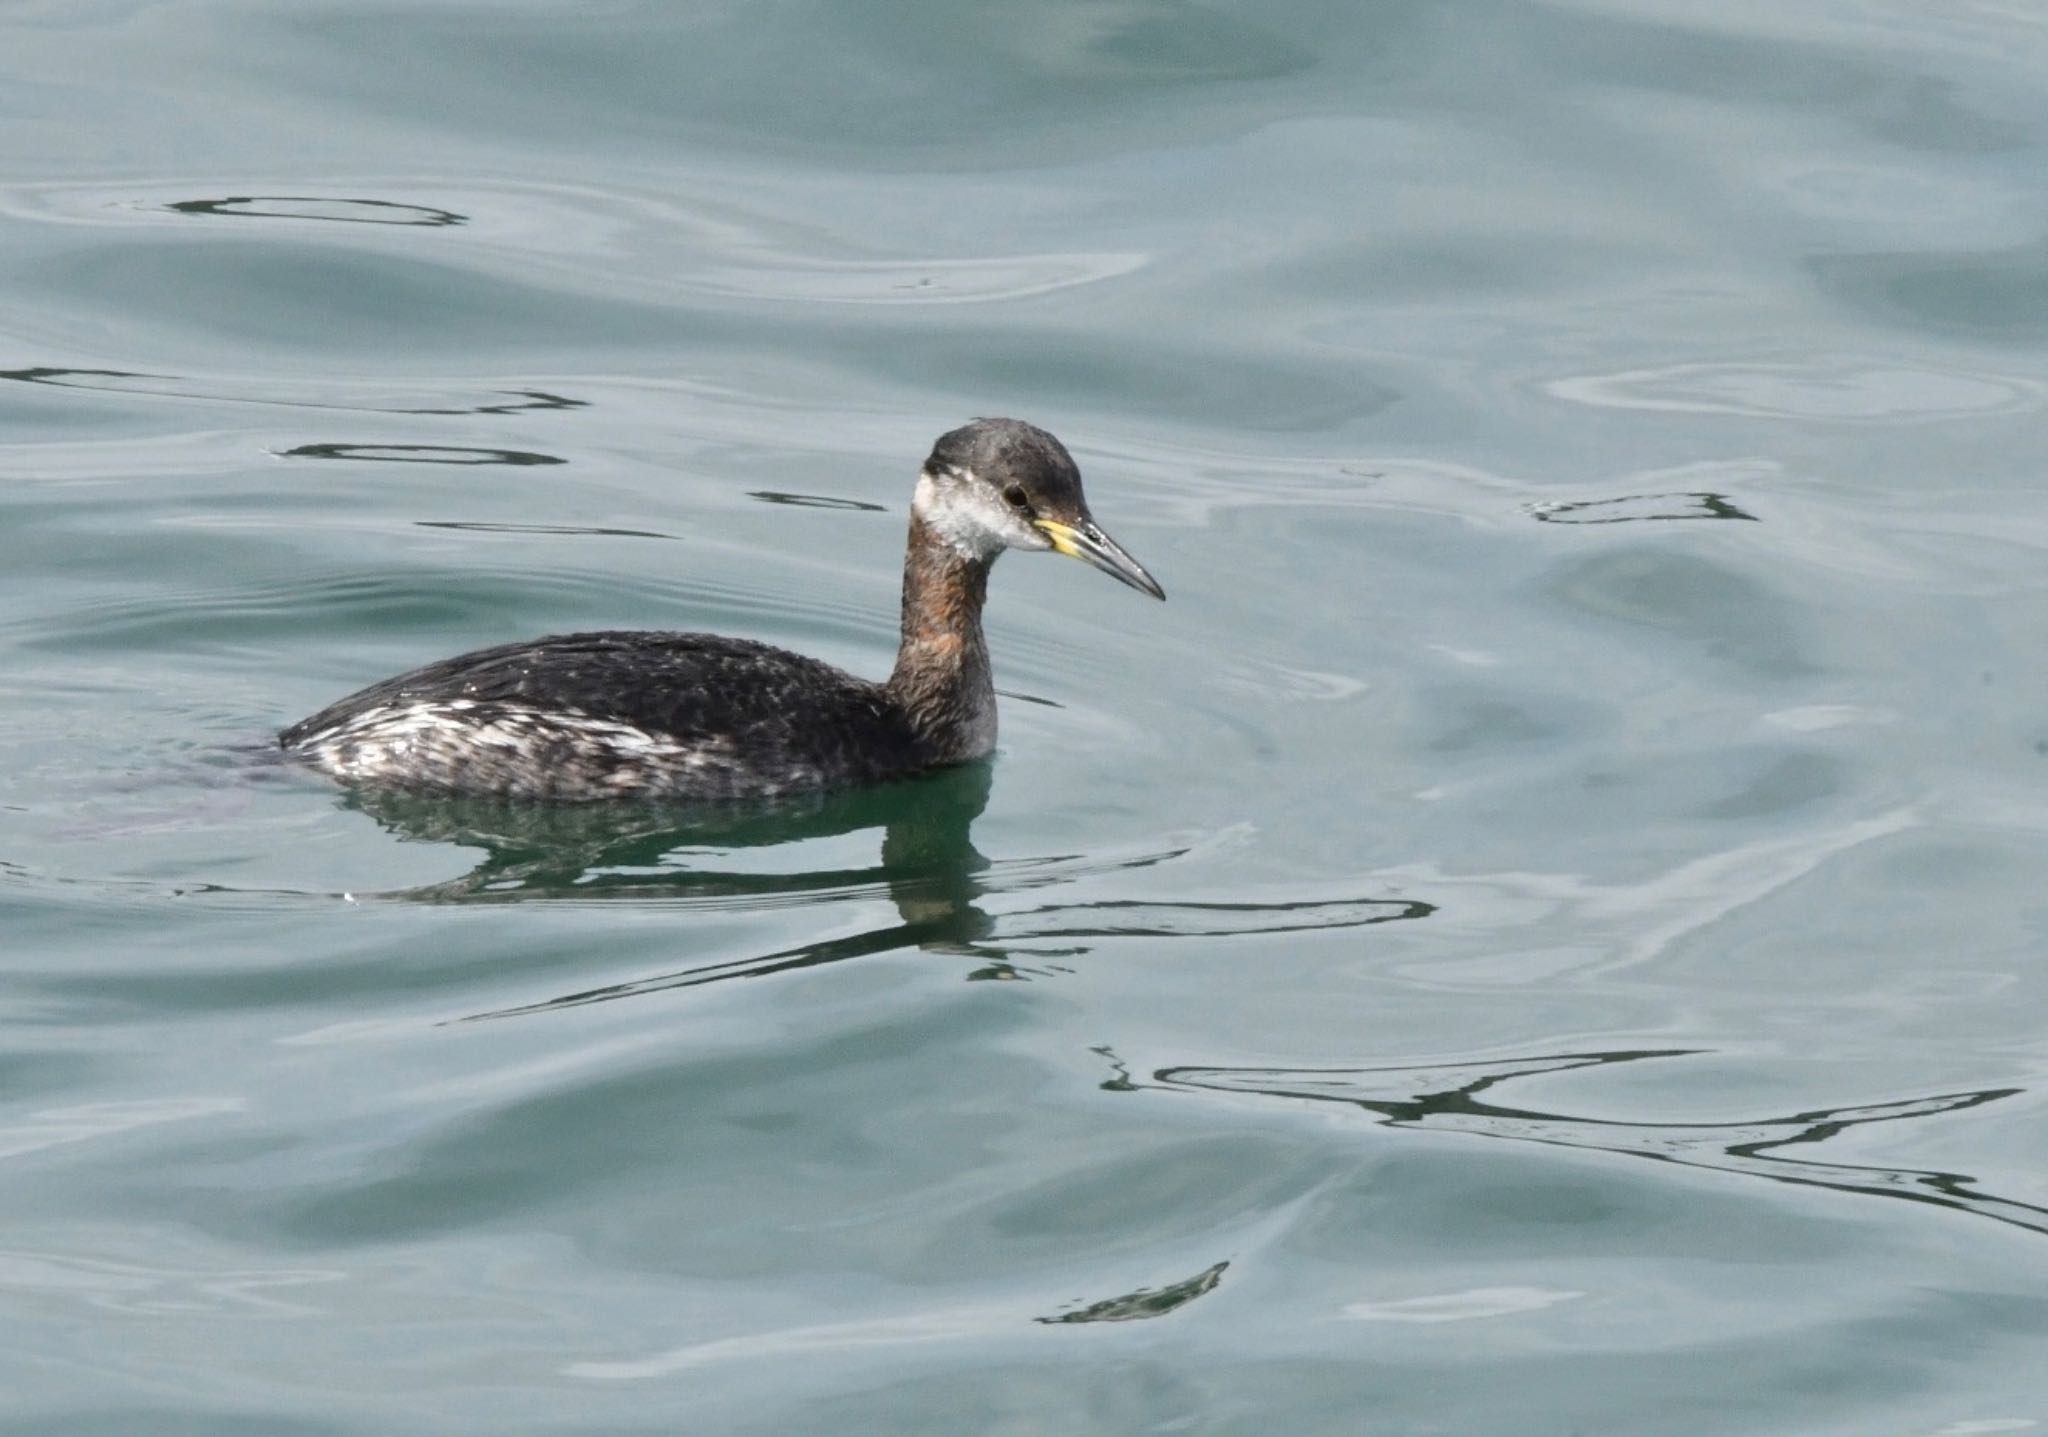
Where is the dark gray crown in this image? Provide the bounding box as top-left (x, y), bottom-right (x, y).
top-left (925, 418), bottom-right (1085, 510)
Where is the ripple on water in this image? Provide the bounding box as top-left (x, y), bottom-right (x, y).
top-left (12, 564), bottom-right (885, 667)
top-left (0, 182), bottom-right (467, 231)
top-left (411, 520), bottom-right (674, 539)
top-left (1767, 162), bottom-right (2032, 232)
top-left (164, 196), bottom-right (468, 227)
top-left (1131, 1048), bottom-right (2048, 1239)
top-left (1530, 493), bottom-right (1759, 525)
top-left (0, 365), bottom-right (588, 417)
top-left (1543, 356), bottom-right (2045, 421)
top-left (0, 1097), bottom-right (245, 1161)
top-left (689, 253), bottom-right (1152, 306)
top-left (3, 178), bottom-right (1150, 308)
top-left (0, 1233), bottom-right (343, 1318)
top-left (1546, 547), bottom-right (1817, 679)
top-left (1341, 1286), bottom-right (1582, 1324)
top-left (1811, 239), bottom-right (2048, 343)
top-left (281, 443), bottom-right (564, 466)
top-left (1001, 895), bottom-right (1435, 941)
top-left (1034, 1259), bottom-right (1228, 1325)
top-left (746, 491), bottom-right (888, 513)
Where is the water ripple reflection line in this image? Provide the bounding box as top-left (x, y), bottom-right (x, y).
top-left (1543, 357), bottom-right (2047, 421)
top-left (683, 251), bottom-right (1151, 305)
top-left (0, 366), bottom-right (587, 416)
top-left (452, 887), bottom-right (1431, 1022)
top-left (0, 1097), bottom-right (244, 1161)
top-left (0, 1244), bottom-right (343, 1317)
top-left (567, 1262), bottom-right (1228, 1381)
top-left (746, 490), bottom-right (888, 512)
top-left (163, 195), bottom-right (468, 227)
top-left (1035, 1260), bottom-right (1229, 1325)
top-left (1529, 492), bottom-right (1760, 525)
top-left (5, 176), bottom-right (1150, 308)
top-left (1079, 438), bottom-right (1741, 536)
top-left (1340, 1285), bottom-right (1582, 1324)
top-left (10, 566), bottom-right (761, 650)
top-left (1379, 808), bottom-right (1919, 986)
top-left (1002, 896), bottom-right (1435, 940)
top-left (1107, 1048), bottom-right (2046, 1239)
top-left (282, 443), bottom-right (565, 467)
top-left (412, 521), bottom-right (676, 540)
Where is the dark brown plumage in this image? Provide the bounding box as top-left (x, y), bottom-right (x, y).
top-left (280, 419), bottom-right (1162, 801)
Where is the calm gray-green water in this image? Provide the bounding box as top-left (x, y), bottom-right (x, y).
top-left (5, 2), bottom-right (2048, 1431)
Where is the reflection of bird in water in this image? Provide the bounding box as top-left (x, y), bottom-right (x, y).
top-left (340, 768), bottom-right (1430, 1015)
top-left (346, 763), bottom-right (1007, 997)
top-left (281, 419), bottom-right (1162, 800)
top-left (350, 763), bottom-right (992, 908)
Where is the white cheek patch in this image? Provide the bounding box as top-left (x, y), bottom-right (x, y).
top-left (912, 469), bottom-right (1045, 559)
top-left (913, 471), bottom-right (1004, 559)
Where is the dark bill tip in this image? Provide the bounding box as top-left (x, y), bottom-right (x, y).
top-left (1037, 517), bottom-right (1165, 600)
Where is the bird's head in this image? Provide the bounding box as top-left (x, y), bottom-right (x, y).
top-left (912, 417), bottom-right (1164, 600)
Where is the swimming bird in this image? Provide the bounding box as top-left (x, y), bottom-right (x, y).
top-left (280, 418), bottom-right (1163, 800)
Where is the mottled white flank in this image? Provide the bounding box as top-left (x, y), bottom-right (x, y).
top-left (292, 701), bottom-right (742, 794)
top-left (912, 465), bottom-right (1049, 561)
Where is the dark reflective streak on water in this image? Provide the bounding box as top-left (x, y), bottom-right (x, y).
top-left (1112, 1049), bottom-right (2048, 1241)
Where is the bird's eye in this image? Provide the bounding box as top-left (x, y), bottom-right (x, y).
top-left (1002, 483), bottom-right (1031, 511)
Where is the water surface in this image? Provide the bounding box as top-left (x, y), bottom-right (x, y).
top-left (4, 1), bottom-right (2048, 1432)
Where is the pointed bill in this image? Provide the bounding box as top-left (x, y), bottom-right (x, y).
top-left (1034, 517), bottom-right (1165, 600)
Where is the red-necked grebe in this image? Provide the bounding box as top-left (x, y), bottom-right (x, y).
top-left (280, 418), bottom-right (1164, 800)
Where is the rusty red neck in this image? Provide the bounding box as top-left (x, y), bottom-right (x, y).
top-left (886, 514), bottom-right (997, 762)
